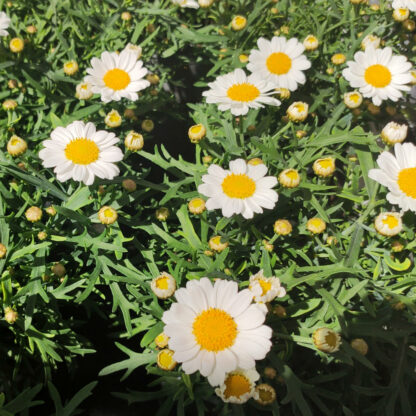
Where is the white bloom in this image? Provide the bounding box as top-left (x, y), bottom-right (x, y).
top-left (342, 46), bottom-right (413, 106)
top-left (198, 0), bottom-right (214, 7)
top-left (162, 278), bottom-right (272, 386)
top-left (361, 34), bottom-right (380, 50)
top-left (171, 0), bottom-right (199, 8)
top-left (151, 272), bottom-right (177, 299)
top-left (39, 121), bottom-right (123, 186)
top-left (368, 143), bottom-right (416, 212)
top-left (381, 122), bottom-right (408, 145)
top-left (374, 212), bottom-right (403, 236)
top-left (247, 37), bottom-right (311, 91)
top-left (303, 35), bottom-right (319, 51)
top-left (287, 101), bottom-right (308, 121)
top-left (198, 158), bottom-right (278, 219)
top-left (392, 0), bottom-right (416, 11)
top-left (85, 49), bottom-right (150, 103)
top-left (75, 81), bottom-right (93, 100)
top-left (343, 91), bottom-right (363, 108)
top-left (122, 43), bottom-right (142, 60)
top-left (104, 109), bottom-right (122, 128)
top-left (0, 12), bottom-right (10, 37)
top-left (215, 368), bottom-right (259, 404)
top-left (202, 68), bottom-right (280, 116)
top-left (393, 7), bottom-right (410, 21)
top-left (249, 270), bottom-right (286, 303)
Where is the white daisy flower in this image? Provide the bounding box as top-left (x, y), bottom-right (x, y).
top-left (215, 368), bottom-right (260, 404)
top-left (247, 36), bottom-right (311, 91)
top-left (171, 0), bottom-right (199, 8)
top-left (162, 278), bottom-right (272, 386)
top-left (368, 143), bottom-right (416, 212)
top-left (85, 49), bottom-right (150, 103)
top-left (342, 46), bottom-right (413, 106)
top-left (343, 91), bottom-right (363, 108)
top-left (392, 0), bottom-right (416, 11)
top-left (39, 121), bottom-right (123, 186)
top-left (249, 270), bottom-right (286, 304)
top-left (374, 212), bottom-right (403, 236)
top-left (0, 12), bottom-right (10, 37)
top-left (197, 158), bottom-right (278, 219)
top-left (202, 68), bottom-right (281, 116)
top-left (381, 121), bottom-right (408, 145)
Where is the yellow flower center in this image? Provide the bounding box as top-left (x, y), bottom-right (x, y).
top-left (227, 83), bottom-right (260, 102)
top-left (317, 159), bottom-right (333, 169)
top-left (294, 103), bottom-right (305, 112)
top-left (81, 84), bottom-right (88, 90)
top-left (193, 308), bottom-right (237, 352)
top-left (382, 214), bottom-right (399, 229)
top-left (109, 113), bottom-right (120, 122)
top-left (158, 349), bottom-right (175, 369)
top-left (285, 169), bottom-right (299, 180)
top-left (224, 374), bottom-right (251, 399)
top-left (350, 93), bottom-right (360, 103)
top-left (155, 276), bottom-right (169, 290)
top-left (325, 331), bottom-right (337, 347)
top-left (309, 218), bottom-right (324, 228)
top-left (397, 167), bottom-right (416, 198)
top-left (364, 64), bottom-right (392, 88)
top-left (222, 173), bottom-right (256, 198)
top-left (399, 8), bottom-right (407, 15)
top-left (190, 198), bottom-right (204, 208)
top-left (65, 138), bottom-right (99, 165)
top-left (258, 279), bottom-right (272, 296)
top-left (11, 138), bottom-right (20, 146)
top-left (234, 16), bottom-right (246, 26)
top-left (190, 125), bottom-right (202, 134)
top-left (103, 68), bottom-right (131, 90)
top-left (104, 208), bottom-right (114, 218)
top-left (266, 52), bottom-right (292, 75)
top-left (258, 386), bottom-right (274, 403)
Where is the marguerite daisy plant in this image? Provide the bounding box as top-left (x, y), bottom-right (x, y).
top-left (85, 49), bottom-right (150, 103)
top-left (162, 278), bottom-right (272, 386)
top-left (368, 143), bottom-right (416, 212)
top-left (39, 121), bottom-right (123, 186)
top-left (198, 158), bottom-right (278, 219)
top-left (247, 37), bottom-right (311, 91)
top-left (342, 46), bottom-right (413, 106)
top-left (202, 68), bottom-right (280, 116)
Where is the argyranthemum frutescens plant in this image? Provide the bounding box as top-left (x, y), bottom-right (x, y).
top-left (1, 0), bottom-right (416, 414)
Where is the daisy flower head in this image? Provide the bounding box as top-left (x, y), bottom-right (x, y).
top-left (344, 91), bottom-right (363, 108)
top-left (254, 383), bottom-right (277, 405)
top-left (392, 0), bottom-right (416, 12)
top-left (303, 35), bottom-right (319, 51)
top-left (313, 157), bottom-right (336, 178)
top-left (171, 0), bottom-right (199, 8)
top-left (85, 49), bottom-right (150, 103)
top-left (151, 272), bottom-right (177, 299)
top-left (342, 46), bottom-right (413, 106)
top-left (393, 7), bottom-right (410, 21)
top-left (75, 80), bottom-right (93, 100)
top-left (374, 212), bottom-right (403, 236)
top-left (202, 68), bottom-right (280, 116)
top-left (0, 12), bottom-right (10, 37)
top-left (39, 121), bottom-right (123, 186)
top-left (381, 121), bottom-right (408, 145)
top-left (313, 327), bottom-right (341, 353)
top-left (162, 277), bottom-right (272, 386)
top-left (249, 269), bottom-right (286, 303)
top-left (247, 37), bottom-right (311, 91)
top-left (215, 368), bottom-right (259, 404)
top-left (368, 143), bottom-right (416, 212)
top-left (197, 158), bottom-right (278, 219)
